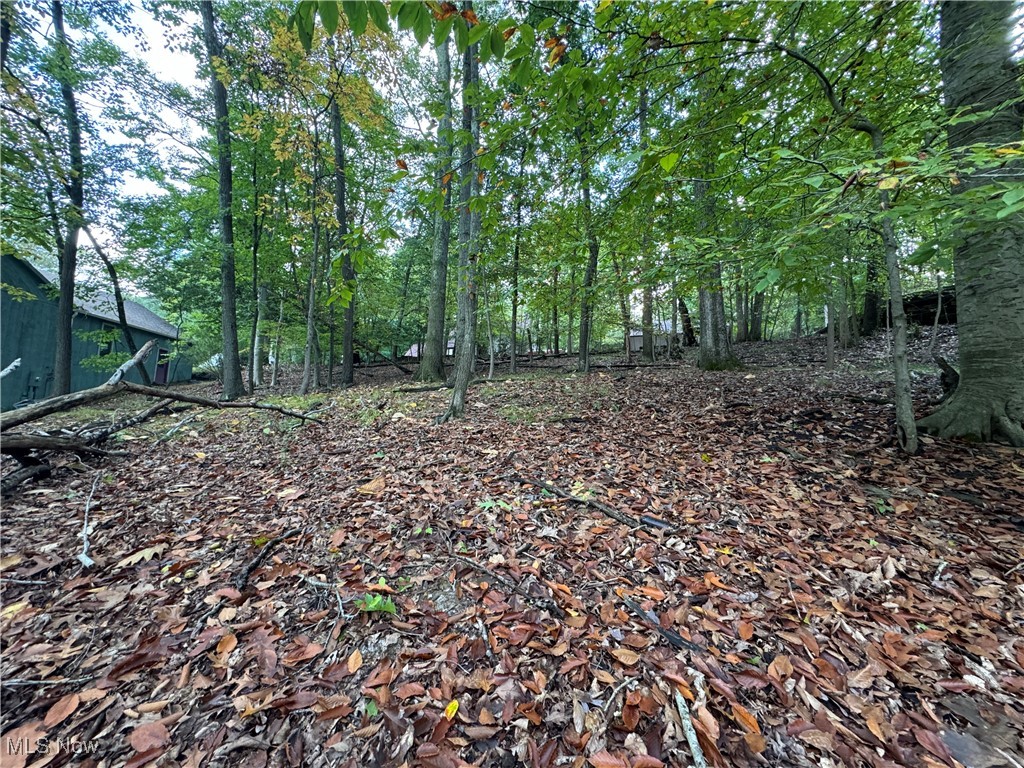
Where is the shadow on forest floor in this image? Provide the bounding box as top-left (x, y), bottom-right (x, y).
top-left (3, 326), bottom-right (1022, 768)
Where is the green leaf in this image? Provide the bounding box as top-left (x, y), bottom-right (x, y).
top-left (413, 4), bottom-right (431, 46)
top-left (520, 23), bottom-right (536, 50)
top-left (396, 0), bottom-right (418, 30)
top-left (434, 15), bottom-right (455, 47)
top-left (366, 0), bottom-right (389, 32)
top-left (804, 175), bottom-right (824, 189)
top-left (995, 200), bottom-right (1024, 219)
top-left (1001, 186), bottom-right (1024, 206)
top-left (453, 16), bottom-right (469, 53)
top-left (490, 25), bottom-right (506, 60)
top-left (478, 26), bottom-right (493, 63)
top-left (511, 56), bottom-right (531, 87)
top-left (343, 0), bottom-right (367, 36)
top-left (319, 1), bottom-right (339, 35)
top-left (660, 152), bottom-right (680, 173)
top-left (468, 20), bottom-right (490, 45)
top-left (296, 0), bottom-right (316, 51)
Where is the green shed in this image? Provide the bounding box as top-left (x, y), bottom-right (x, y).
top-left (1, 253), bottom-right (192, 411)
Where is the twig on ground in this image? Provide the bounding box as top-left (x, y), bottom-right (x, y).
top-left (234, 528), bottom-right (302, 591)
top-left (674, 690), bottom-right (710, 768)
top-left (0, 578), bottom-right (49, 586)
top-left (159, 412), bottom-right (198, 442)
top-left (619, 593), bottom-right (704, 653)
top-left (517, 475), bottom-right (676, 532)
top-left (1, 676), bottom-right (92, 688)
top-left (449, 552), bottom-right (566, 618)
top-left (77, 472), bottom-right (102, 568)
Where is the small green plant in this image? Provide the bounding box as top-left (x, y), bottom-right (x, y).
top-left (356, 593), bottom-right (397, 614)
top-left (476, 498), bottom-right (512, 512)
top-left (412, 525), bottom-right (434, 535)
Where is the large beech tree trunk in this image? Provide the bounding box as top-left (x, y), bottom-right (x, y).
top-left (200, 1), bottom-right (245, 401)
top-left (919, 1), bottom-right (1024, 446)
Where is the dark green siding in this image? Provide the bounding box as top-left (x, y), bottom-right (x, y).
top-left (1, 256), bottom-right (191, 411)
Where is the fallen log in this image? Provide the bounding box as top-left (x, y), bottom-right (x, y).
top-left (0, 464), bottom-right (52, 495)
top-left (119, 383), bottom-right (318, 421)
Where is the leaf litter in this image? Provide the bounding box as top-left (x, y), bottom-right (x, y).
top-left (1, 337), bottom-right (1022, 768)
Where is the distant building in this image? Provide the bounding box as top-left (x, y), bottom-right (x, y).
top-left (0, 253), bottom-right (191, 410)
top-left (628, 319), bottom-right (675, 354)
top-left (402, 334), bottom-right (456, 358)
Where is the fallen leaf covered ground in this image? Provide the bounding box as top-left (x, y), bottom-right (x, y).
top-left (2, 332), bottom-right (1022, 768)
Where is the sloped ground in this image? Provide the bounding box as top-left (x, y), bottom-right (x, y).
top-left (2, 332), bottom-right (1022, 768)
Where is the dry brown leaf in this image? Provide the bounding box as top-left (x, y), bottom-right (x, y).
top-left (43, 692), bottom-right (80, 727)
top-left (129, 721), bottom-right (170, 753)
top-left (357, 477), bottom-right (386, 495)
top-left (609, 648), bottom-right (640, 665)
top-left (347, 648), bottom-right (363, 673)
top-left (731, 702), bottom-right (760, 734)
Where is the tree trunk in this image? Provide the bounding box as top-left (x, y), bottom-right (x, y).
top-left (418, 36), bottom-right (454, 383)
top-left (441, 8), bottom-right (478, 422)
top-left (749, 290), bottom-right (765, 342)
top-left (826, 296), bottom-right (836, 370)
top-left (698, 265), bottom-right (736, 370)
top-left (919, 1), bottom-right (1024, 446)
top-left (611, 253), bottom-right (632, 362)
top-left (300, 214), bottom-right (321, 395)
top-left (678, 297), bottom-right (697, 347)
top-left (861, 254), bottom-right (881, 336)
top-left (246, 149), bottom-right (264, 395)
top-left (253, 283), bottom-right (268, 387)
top-left (271, 295), bottom-right (283, 387)
top-left (578, 157), bottom-right (600, 373)
top-left (200, 1), bottom-right (245, 401)
top-left (551, 266), bottom-right (559, 356)
top-left (694, 176), bottom-right (736, 370)
top-left (331, 91), bottom-right (354, 387)
top-left (735, 284), bottom-right (748, 343)
top-left (50, 0), bottom-right (82, 397)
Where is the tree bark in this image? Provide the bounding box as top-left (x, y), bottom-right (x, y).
top-left (253, 283), bottom-right (268, 387)
top-left (200, 1), bottom-right (245, 401)
top-left (919, 1), bottom-right (1024, 446)
top-left (578, 151), bottom-right (600, 373)
top-left (418, 36), bottom-right (454, 383)
top-left (50, 0), bottom-right (82, 397)
top-left (440, 8), bottom-right (478, 422)
top-left (300, 213), bottom-right (321, 395)
top-left (331, 90), bottom-right (354, 387)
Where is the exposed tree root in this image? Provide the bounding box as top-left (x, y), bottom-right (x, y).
top-left (917, 387), bottom-right (1024, 447)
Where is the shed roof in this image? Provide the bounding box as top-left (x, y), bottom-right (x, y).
top-left (20, 258), bottom-right (180, 339)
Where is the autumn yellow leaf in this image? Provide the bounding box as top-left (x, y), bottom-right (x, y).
top-left (444, 699), bottom-right (459, 720)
